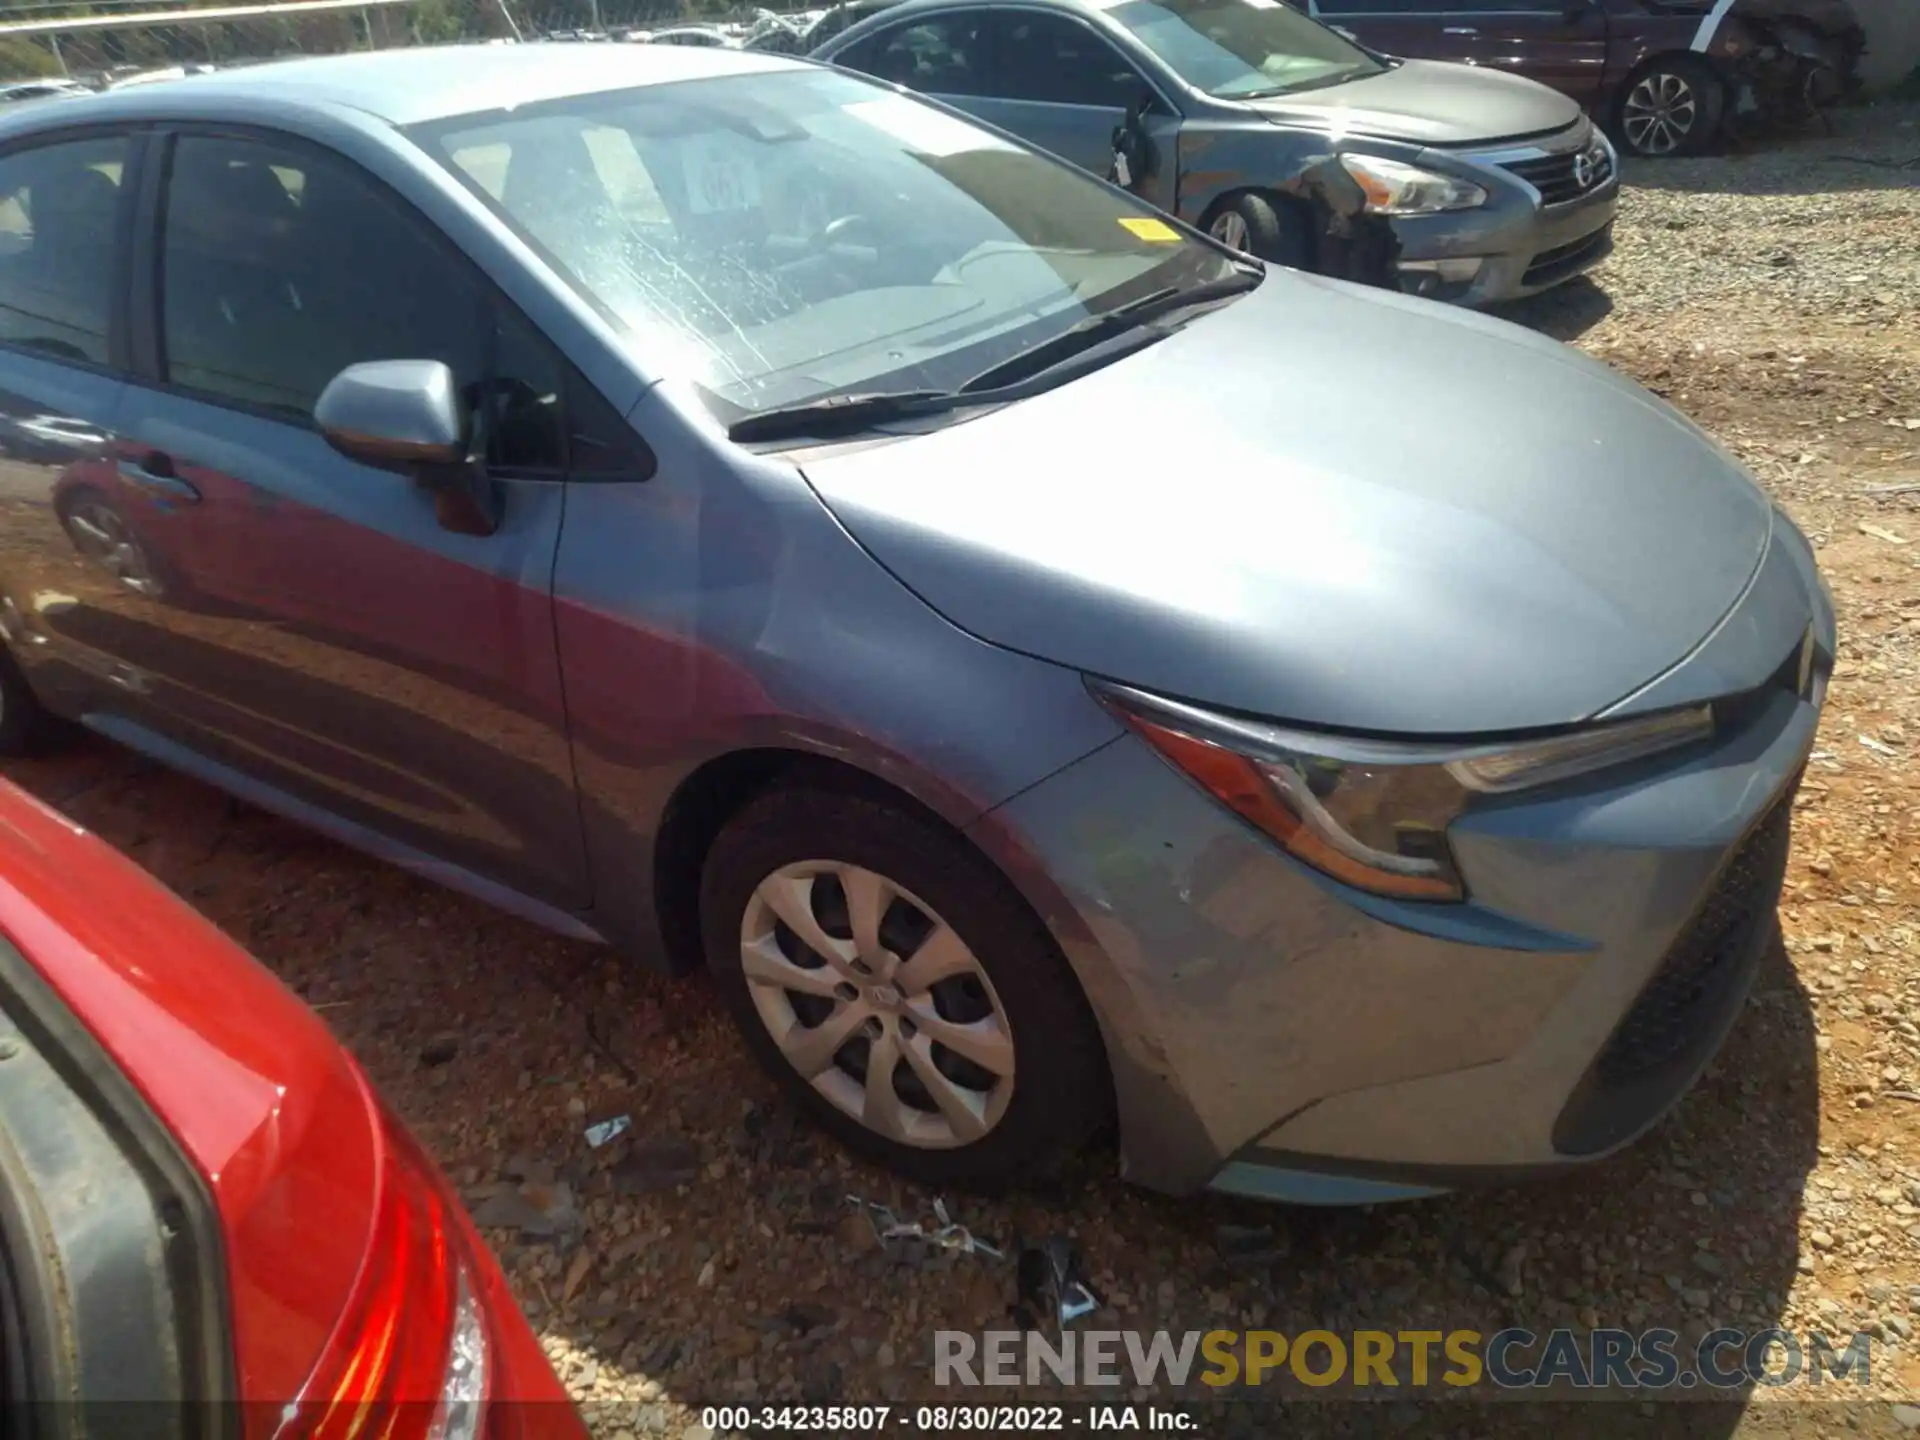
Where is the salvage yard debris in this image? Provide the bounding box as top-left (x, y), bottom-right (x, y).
top-left (583, 1113), bottom-right (632, 1148)
top-left (846, 1194), bottom-right (1005, 1259)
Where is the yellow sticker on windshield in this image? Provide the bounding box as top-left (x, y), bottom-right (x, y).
top-left (1118, 216), bottom-right (1180, 243)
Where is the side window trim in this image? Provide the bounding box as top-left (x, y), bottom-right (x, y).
top-left (0, 123), bottom-right (148, 380)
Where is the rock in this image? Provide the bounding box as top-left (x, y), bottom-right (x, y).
top-left (565, 1096), bottom-right (587, 1118)
top-left (1497, 1242), bottom-right (1527, 1297)
top-left (1217, 1223), bottom-right (1285, 1267)
top-left (1811, 1230), bottom-right (1837, 1250)
top-left (800, 1361), bottom-right (843, 1404)
top-left (1888, 1315), bottom-right (1913, 1340)
top-left (468, 1184), bottom-right (577, 1239)
top-left (698, 1258), bottom-right (717, 1288)
top-left (839, 1212), bottom-right (879, 1254)
top-left (562, 1247), bottom-right (593, 1306)
top-left (877, 1342), bottom-right (897, 1369)
top-left (612, 1134), bottom-right (701, 1195)
top-left (782, 1301), bottom-right (838, 1335)
top-left (419, 1036), bottom-right (459, 1067)
top-left (1892, 1405), bottom-right (1920, 1433)
top-left (1693, 1252), bottom-right (1724, 1276)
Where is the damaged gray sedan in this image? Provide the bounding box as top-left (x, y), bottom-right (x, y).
top-left (815, 0), bottom-right (1619, 305)
top-left (1303, 0), bottom-right (1866, 159)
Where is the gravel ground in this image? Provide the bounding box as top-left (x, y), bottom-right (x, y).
top-left (6, 104), bottom-right (1920, 1439)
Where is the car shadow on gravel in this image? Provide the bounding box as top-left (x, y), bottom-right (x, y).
top-left (1022, 929), bottom-right (1824, 1431)
top-left (1492, 275), bottom-right (1615, 343)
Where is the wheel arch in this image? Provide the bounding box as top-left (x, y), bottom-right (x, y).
top-left (651, 746), bottom-right (1006, 976)
top-left (651, 742), bottom-right (1122, 1131)
top-left (1611, 49), bottom-right (1731, 148)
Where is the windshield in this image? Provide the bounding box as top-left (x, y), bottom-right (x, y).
top-left (411, 68), bottom-right (1241, 420)
top-left (1103, 0), bottom-right (1383, 99)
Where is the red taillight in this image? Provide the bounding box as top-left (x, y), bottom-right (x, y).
top-left (270, 1124), bottom-right (490, 1440)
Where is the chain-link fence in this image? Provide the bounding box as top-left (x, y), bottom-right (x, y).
top-left (0, 0), bottom-right (822, 86)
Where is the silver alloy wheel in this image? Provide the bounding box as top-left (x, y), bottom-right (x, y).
top-left (739, 860), bottom-right (1015, 1149)
top-left (64, 503), bottom-right (161, 596)
top-left (1210, 210), bottom-right (1251, 254)
top-left (1622, 71), bottom-right (1698, 157)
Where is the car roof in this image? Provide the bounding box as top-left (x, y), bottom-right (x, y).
top-left (11, 42), bottom-right (807, 129)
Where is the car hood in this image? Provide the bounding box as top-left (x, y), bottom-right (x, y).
top-left (1243, 58), bottom-right (1581, 147)
top-left (799, 273), bottom-right (1775, 737)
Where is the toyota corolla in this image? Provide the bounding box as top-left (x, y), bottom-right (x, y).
top-left (0, 44), bottom-right (1830, 1203)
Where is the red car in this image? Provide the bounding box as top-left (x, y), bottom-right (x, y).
top-left (0, 774), bottom-right (584, 1436)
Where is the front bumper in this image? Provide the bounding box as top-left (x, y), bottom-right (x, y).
top-left (1389, 147), bottom-right (1620, 306)
top-left (974, 530), bottom-right (1830, 1200)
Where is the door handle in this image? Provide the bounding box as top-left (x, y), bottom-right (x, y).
top-left (1443, 26), bottom-right (1479, 34)
top-left (118, 452), bottom-right (200, 504)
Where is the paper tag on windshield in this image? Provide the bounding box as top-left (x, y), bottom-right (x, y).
top-left (679, 132), bottom-right (763, 215)
top-left (1118, 216), bottom-right (1179, 243)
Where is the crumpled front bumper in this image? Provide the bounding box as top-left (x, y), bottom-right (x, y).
top-left (971, 520), bottom-right (1832, 1201)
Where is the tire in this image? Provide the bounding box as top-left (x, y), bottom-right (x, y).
top-left (699, 783), bottom-right (1108, 1189)
top-left (1206, 191), bottom-right (1313, 271)
top-left (1616, 56), bottom-right (1725, 158)
top-left (0, 645), bottom-right (63, 757)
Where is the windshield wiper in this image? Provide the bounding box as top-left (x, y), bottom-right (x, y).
top-left (727, 269), bottom-right (1261, 445)
top-left (958, 269), bottom-right (1262, 395)
top-left (728, 389), bottom-right (956, 444)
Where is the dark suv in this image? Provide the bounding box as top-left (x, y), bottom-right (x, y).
top-left (1295, 0), bottom-right (1866, 156)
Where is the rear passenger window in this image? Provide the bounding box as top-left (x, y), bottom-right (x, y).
top-left (0, 135), bottom-right (128, 367)
top-left (160, 134), bottom-right (487, 420)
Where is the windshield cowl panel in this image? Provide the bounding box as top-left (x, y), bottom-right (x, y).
top-left (408, 69), bottom-right (1244, 425)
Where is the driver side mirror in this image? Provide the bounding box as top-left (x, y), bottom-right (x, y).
top-left (315, 360), bottom-right (501, 537)
top-left (316, 359), bottom-right (468, 470)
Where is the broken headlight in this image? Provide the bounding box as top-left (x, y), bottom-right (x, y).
top-left (1097, 685), bottom-right (1714, 903)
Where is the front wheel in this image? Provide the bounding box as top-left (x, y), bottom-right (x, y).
top-left (699, 784), bottom-right (1108, 1188)
top-left (1206, 192), bottom-right (1313, 270)
top-left (1617, 57), bottom-right (1725, 158)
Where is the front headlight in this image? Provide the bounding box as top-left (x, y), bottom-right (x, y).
top-left (1096, 685), bottom-right (1714, 903)
top-left (1337, 154), bottom-right (1488, 216)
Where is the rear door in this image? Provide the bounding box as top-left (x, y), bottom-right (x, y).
top-left (0, 129), bottom-right (153, 718)
top-left (94, 128), bottom-right (594, 910)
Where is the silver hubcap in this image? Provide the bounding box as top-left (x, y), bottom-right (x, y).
top-left (1623, 72), bottom-right (1697, 157)
top-left (1210, 210), bottom-right (1251, 253)
top-left (65, 505), bottom-right (161, 596)
top-left (740, 861), bottom-right (1015, 1149)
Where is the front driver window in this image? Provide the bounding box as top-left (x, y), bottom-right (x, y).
top-left (160, 135), bottom-right (487, 422)
top-left (159, 134), bottom-right (574, 474)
